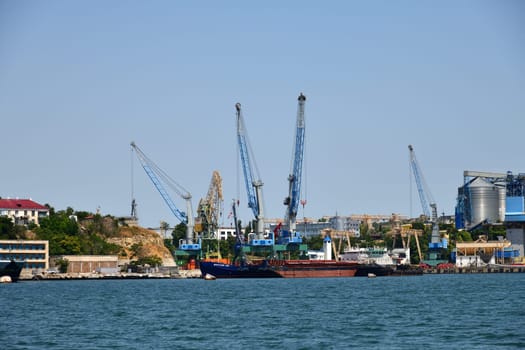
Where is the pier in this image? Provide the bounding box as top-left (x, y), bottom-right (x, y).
top-left (423, 265), bottom-right (525, 274)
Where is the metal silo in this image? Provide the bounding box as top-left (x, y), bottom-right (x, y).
top-left (497, 183), bottom-right (506, 222)
top-left (468, 177), bottom-right (504, 226)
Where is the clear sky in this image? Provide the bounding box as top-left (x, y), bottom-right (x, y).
top-left (1, 1), bottom-right (524, 229)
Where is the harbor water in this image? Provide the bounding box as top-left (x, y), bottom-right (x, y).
top-left (1, 274), bottom-right (524, 349)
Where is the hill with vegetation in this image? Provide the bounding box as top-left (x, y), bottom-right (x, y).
top-left (0, 206), bottom-right (174, 267)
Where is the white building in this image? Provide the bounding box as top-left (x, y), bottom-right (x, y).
top-left (0, 198), bottom-right (49, 226)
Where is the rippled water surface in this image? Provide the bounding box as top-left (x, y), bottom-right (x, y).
top-left (1, 274), bottom-right (524, 349)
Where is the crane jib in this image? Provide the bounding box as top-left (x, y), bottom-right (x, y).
top-left (130, 141), bottom-right (196, 249)
top-left (285, 94), bottom-right (306, 228)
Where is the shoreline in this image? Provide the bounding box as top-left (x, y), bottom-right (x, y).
top-left (17, 264), bottom-right (525, 281)
top-left (423, 264), bottom-right (525, 274)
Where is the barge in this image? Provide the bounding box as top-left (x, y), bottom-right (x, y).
top-left (199, 259), bottom-right (358, 279)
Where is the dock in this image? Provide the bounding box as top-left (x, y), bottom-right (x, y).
top-left (423, 265), bottom-right (525, 274)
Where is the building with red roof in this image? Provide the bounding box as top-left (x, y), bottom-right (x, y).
top-left (0, 198), bottom-right (50, 226)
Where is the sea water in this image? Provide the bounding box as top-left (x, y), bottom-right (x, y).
top-left (1, 274), bottom-right (524, 349)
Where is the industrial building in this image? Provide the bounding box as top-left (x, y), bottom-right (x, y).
top-left (454, 237), bottom-right (515, 267)
top-left (455, 170), bottom-right (525, 261)
top-left (56, 255), bottom-right (119, 274)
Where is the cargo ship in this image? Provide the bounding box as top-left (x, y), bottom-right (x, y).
top-left (199, 259), bottom-right (358, 279)
top-left (0, 259), bottom-right (24, 282)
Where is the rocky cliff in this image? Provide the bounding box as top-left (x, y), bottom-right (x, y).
top-left (107, 226), bottom-right (176, 267)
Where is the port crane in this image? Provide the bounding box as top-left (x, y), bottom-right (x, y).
top-left (130, 141), bottom-right (200, 251)
top-left (235, 102), bottom-right (272, 246)
top-left (196, 170), bottom-right (223, 238)
top-left (281, 93), bottom-right (306, 244)
top-left (408, 145), bottom-right (447, 263)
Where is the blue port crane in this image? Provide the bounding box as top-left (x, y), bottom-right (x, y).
top-left (281, 93), bottom-right (306, 243)
top-left (130, 142), bottom-right (199, 250)
top-left (408, 144), bottom-right (443, 250)
top-left (235, 103), bottom-right (271, 245)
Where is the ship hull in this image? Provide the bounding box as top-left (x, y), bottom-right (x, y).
top-left (199, 260), bottom-right (358, 279)
top-left (355, 263), bottom-right (395, 277)
top-left (0, 260), bottom-right (24, 282)
top-left (199, 261), bottom-right (281, 278)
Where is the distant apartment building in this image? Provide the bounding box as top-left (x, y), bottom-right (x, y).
top-left (0, 240), bottom-right (49, 274)
top-left (267, 219), bottom-right (332, 238)
top-left (0, 198), bottom-right (49, 226)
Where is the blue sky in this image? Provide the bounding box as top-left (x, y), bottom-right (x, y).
top-left (1, 1), bottom-right (524, 229)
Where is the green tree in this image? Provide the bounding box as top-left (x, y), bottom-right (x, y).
top-left (457, 230), bottom-right (473, 242)
top-left (164, 238), bottom-right (176, 253)
top-left (56, 258), bottom-right (69, 273)
top-left (0, 216), bottom-right (16, 239)
top-left (38, 210), bottom-right (79, 236)
top-left (130, 243), bottom-right (143, 258)
top-left (135, 255), bottom-right (162, 267)
top-left (172, 222), bottom-right (187, 247)
top-left (222, 236), bottom-right (237, 259)
top-left (34, 207), bottom-right (126, 255)
top-left (303, 235), bottom-right (324, 250)
top-left (59, 235), bottom-right (81, 254)
top-left (80, 234), bottom-right (121, 255)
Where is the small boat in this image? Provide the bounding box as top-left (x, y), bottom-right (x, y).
top-left (204, 273), bottom-right (216, 280)
top-left (367, 273), bottom-right (376, 278)
top-left (0, 275), bottom-right (13, 283)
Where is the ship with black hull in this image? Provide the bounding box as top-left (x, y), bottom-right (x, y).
top-left (0, 260), bottom-right (24, 282)
top-left (199, 260), bottom-right (282, 278)
top-left (354, 263), bottom-right (395, 277)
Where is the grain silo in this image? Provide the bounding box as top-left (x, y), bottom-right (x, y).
top-left (458, 172), bottom-right (507, 230)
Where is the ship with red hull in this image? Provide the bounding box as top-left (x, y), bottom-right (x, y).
top-left (199, 260), bottom-right (358, 279)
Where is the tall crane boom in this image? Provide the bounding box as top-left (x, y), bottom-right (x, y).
top-left (235, 103), bottom-right (265, 237)
top-left (408, 144), bottom-right (441, 246)
top-left (408, 145), bottom-right (435, 220)
top-left (130, 142), bottom-right (197, 249)
top-left (284, 93), bottom-right (306, 233)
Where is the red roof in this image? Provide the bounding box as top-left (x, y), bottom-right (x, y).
top-left (0, 199), bottom-right (48, 210)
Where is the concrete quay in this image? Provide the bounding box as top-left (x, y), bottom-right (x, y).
top-left (23, 272), bottom-right (176, 281)
top-left (423, 265), bottom-right (525, 274)
top-left (20, 268), bottom-right (203, 281)
top-left (177, 269), bottom-right (202, 278)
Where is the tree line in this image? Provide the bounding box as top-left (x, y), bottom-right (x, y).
top-left (0, 206), bottom-right (121, 256)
